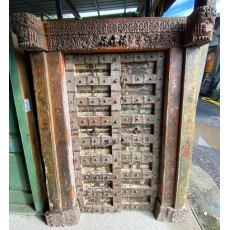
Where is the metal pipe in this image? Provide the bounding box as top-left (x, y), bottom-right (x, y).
top-left (124, 0), bottom-right (127, 14)
top-left (93, 0), bottom-right (100, 17)
top-left (55, 0), bottom-right (63, 19)
top-left (65, 0), bottom-right (81, 19)
top-left (144, 0), bottom-right (150, 17)
top-left (24, 0), bottom-right (52, 20)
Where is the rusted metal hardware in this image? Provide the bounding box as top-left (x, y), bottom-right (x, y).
top-left (65, 52), bottom-right (164, 213)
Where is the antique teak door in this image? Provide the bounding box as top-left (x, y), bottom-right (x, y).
top-left (66, 52), bottom-right (164, 212)
top-left (11, 0), bottom-right (216, 227)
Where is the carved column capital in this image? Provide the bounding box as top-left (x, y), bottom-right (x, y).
top-left (154, 199), bottom-right (188, 222)
top-left (184, 6), bottom-right (216, 46)
top-left (45, 206), bottom-right (81, 227)
top-left (11, 12), bottom-right (47, 51)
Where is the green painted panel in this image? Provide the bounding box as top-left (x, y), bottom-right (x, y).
top-left (9, 190), bottom-right (33, 205)
top-left (9, 83), bottom-right (20, 134)
top-left (9, 153), bottom-right (31, 191)
top-left (9, 33), bottom-right (45, 212)
top-left (9, 204), bottom-right (41, 215)
top-left (9, 134), bottom-right (23, 153)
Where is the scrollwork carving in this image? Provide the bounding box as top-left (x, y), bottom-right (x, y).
top-left (11, 6), bottom-right (216, 52)
top-left (45, 207), bottom-right (81, 227)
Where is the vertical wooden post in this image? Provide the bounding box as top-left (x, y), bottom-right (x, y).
top-left (158, 48), bottom-right (183, 206)
top-left (30, 52), bottom-right (81, 227)
top-left (154, 48), bottom-right (186, 222)
top-left (174, 45), bottom-right (209, 209)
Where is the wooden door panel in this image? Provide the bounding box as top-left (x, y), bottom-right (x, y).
top-left (65, 52), bottom-right (164, 213)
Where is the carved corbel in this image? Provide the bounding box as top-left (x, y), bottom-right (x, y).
top-left (11, 12), bottom-right (47, 51)
top-left (184, 6), bottom-right (216, 46)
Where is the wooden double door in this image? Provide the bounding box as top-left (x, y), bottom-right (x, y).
top-left (65, 52), bottom-right (165, 213)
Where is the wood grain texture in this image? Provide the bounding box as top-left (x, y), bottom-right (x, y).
top-left (30, 52), bottom-right (62, 212)
top-left (158, 48), bottom-right (183, 206)
top-left (174, 44), bottom-right (209, 209)
top-left (10, 32), bottom-right (47, 213)
top-left (46, 52), bottom-right (76, 210)
top-left (31, 52), bottom-right (77, 213)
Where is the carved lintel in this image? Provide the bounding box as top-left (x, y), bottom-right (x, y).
top-left (184, 6), bottom-right (216, 46)
top-left (11, 7), bottom-right (216, 52)
top-left (11, 12), bottom-right (47, 51)
top-left (45, 207), bottom-right (81, 227)
top-left (154, 199), bottom-right (187, 222)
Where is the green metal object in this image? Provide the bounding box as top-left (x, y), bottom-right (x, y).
top-left (9, 32), bottom-right (45, 213)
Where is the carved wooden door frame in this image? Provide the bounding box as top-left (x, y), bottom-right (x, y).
top-left (11, 1), bottom-right (216, 226)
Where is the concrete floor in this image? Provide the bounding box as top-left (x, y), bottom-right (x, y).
top-left (10, 208), bottom-right (201, 230)
top-left (9, 97), bottom-right (219, 230)
top-left (189, 97), bottom-right (220, 229)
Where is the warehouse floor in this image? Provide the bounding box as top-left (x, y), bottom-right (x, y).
top-left (9, 97), bottom-right (219, 230)
top-left (9, 207), bottom-right (200, 230)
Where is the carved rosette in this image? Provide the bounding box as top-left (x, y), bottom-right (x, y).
top-left (45, 207), bottom-right (81, 227)
top-left (184, 6), bottom-right (216, 46)
top-left (11, 12), bottom-right (47, 51)
top-left (154, 199), bottom-right (187, 222)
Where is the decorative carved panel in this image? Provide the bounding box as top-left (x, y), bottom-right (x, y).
top-left (65, 52), bottom-right (164, 213)
top-left (11, 6), bottom-right (216, 52)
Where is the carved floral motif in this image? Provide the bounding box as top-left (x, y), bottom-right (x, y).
top-left (45, 207), bottom-right (81, 227)
top-left (11, 8), bottom-right (216, 52)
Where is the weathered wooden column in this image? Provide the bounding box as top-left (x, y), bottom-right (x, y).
top-left (11, 0), bottom-right (216, 225)
top-left (155, 0), bottom-right (216, 221)
top-left (154, 48), bottom-right (185, 221)
top-left (30, 52), bottom-right (81, 226)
